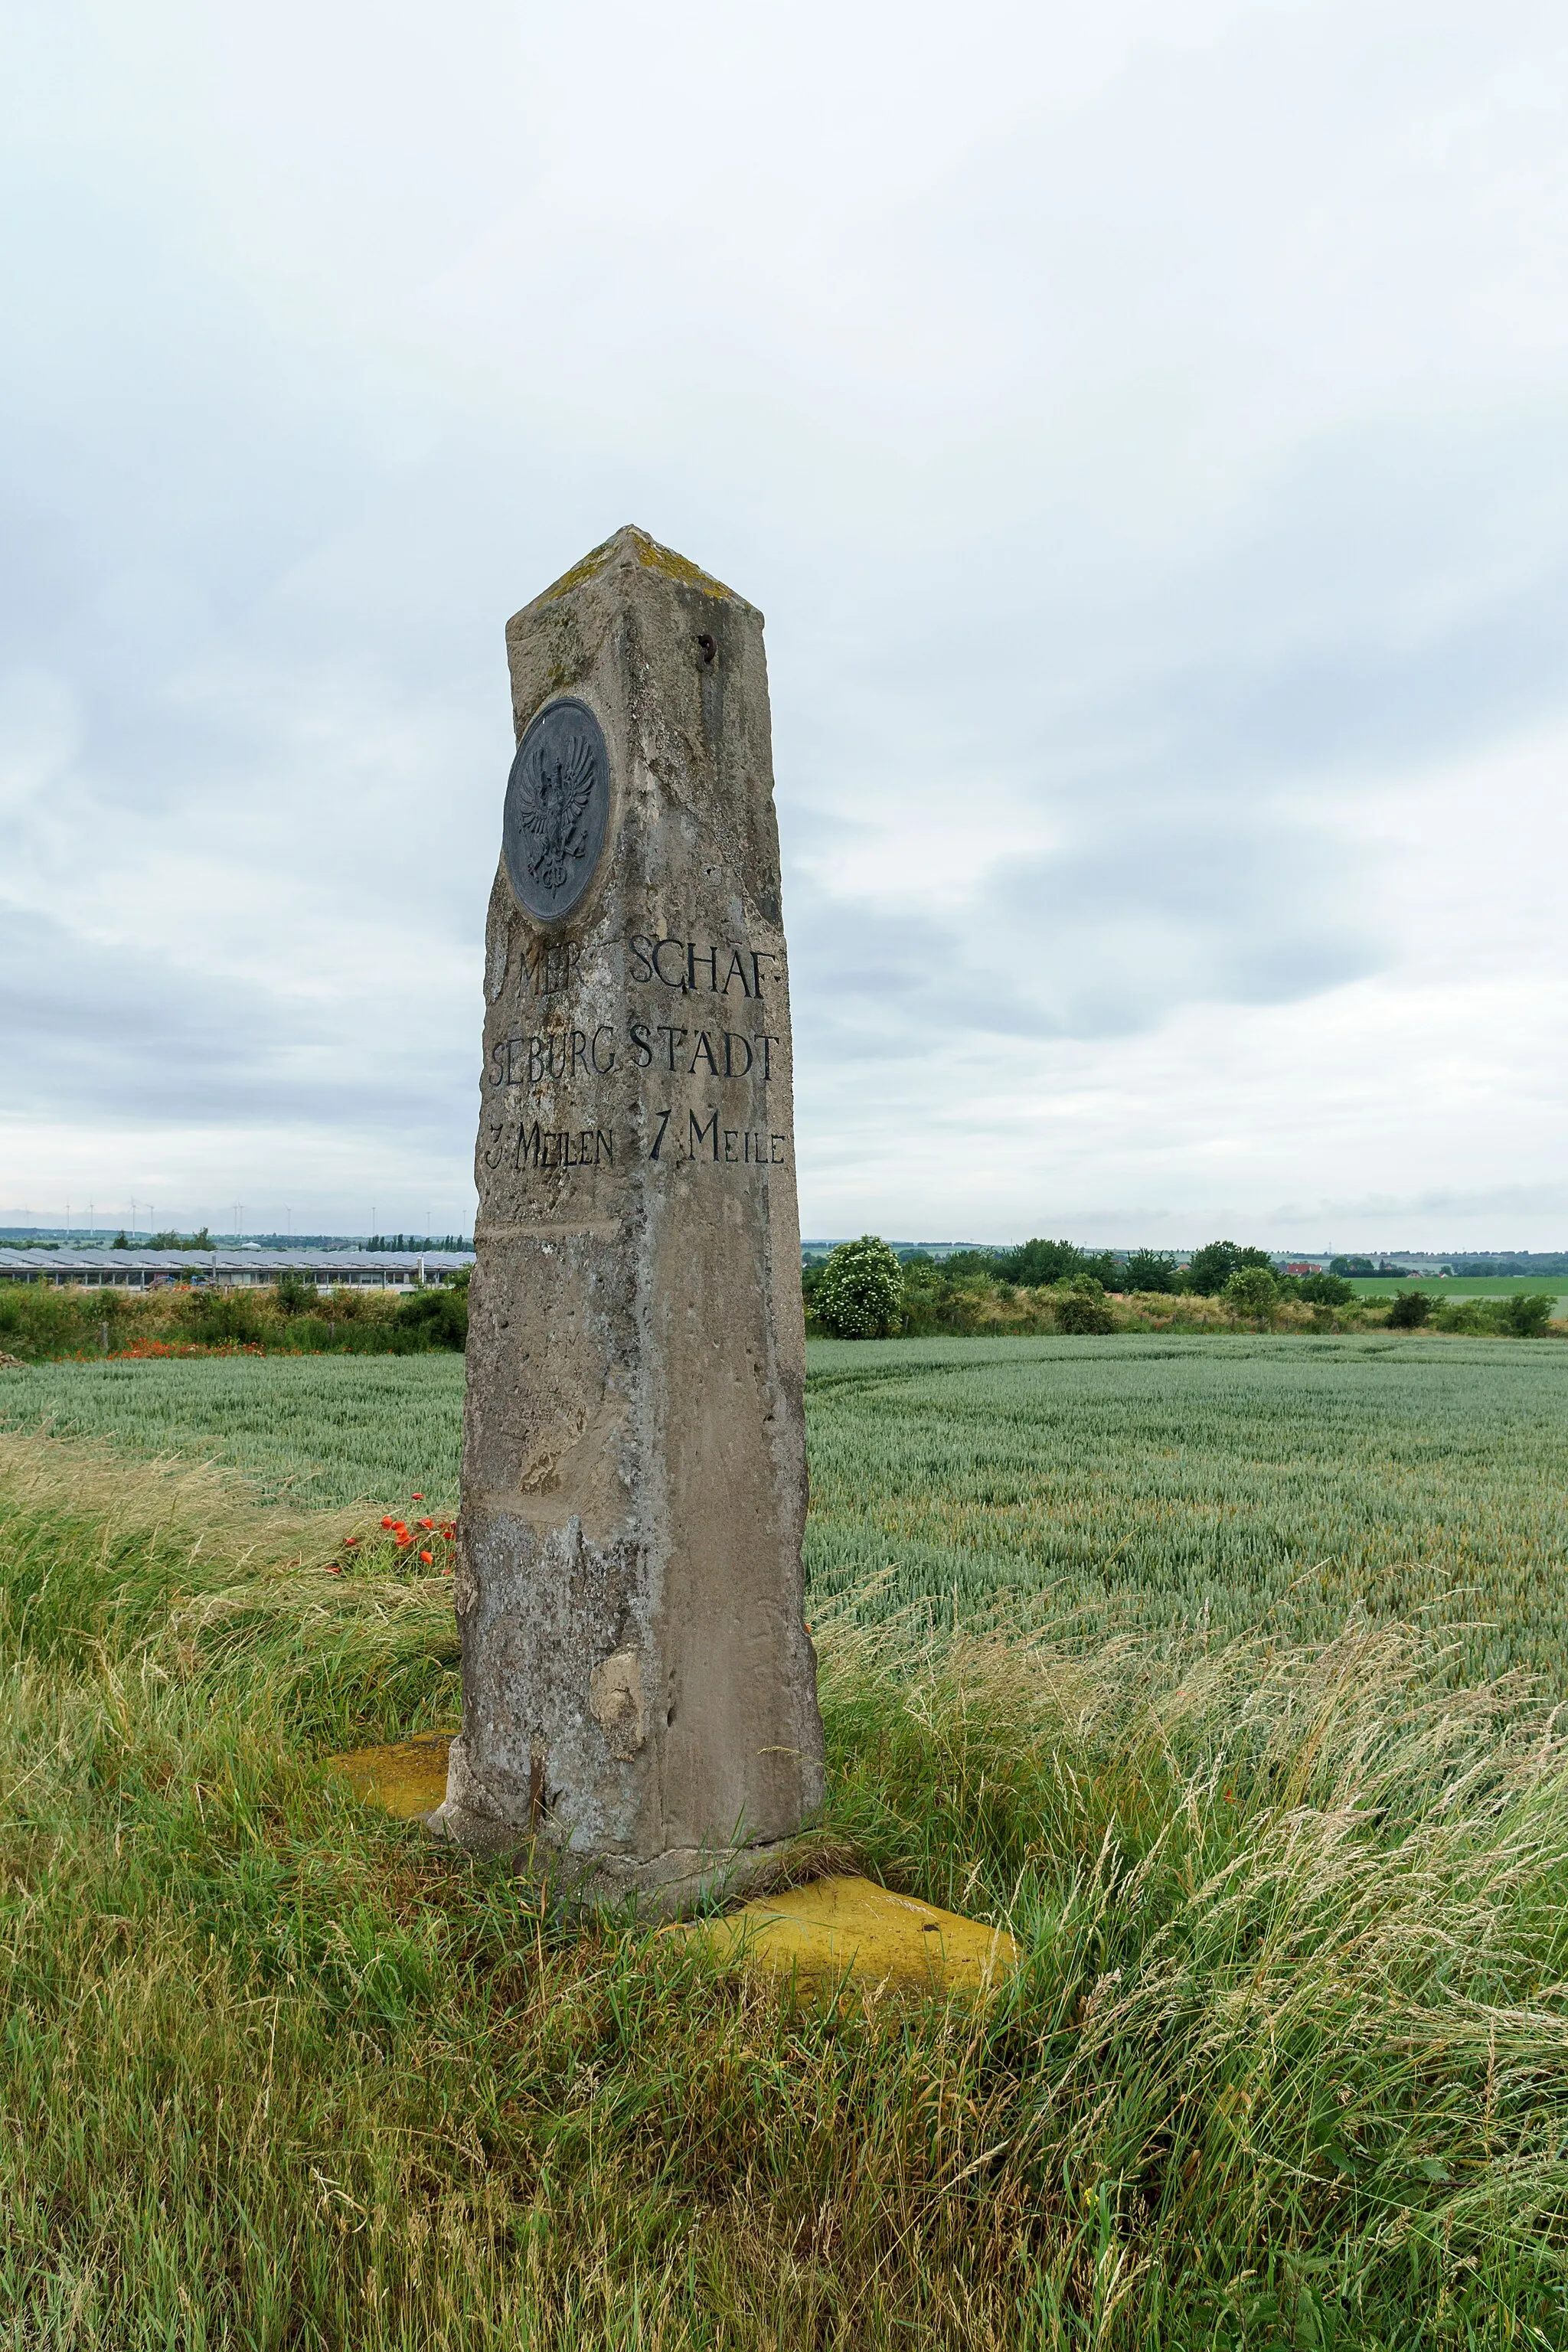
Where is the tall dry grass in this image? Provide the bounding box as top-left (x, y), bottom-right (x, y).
top-left (2, 1429), bottom-right (1567, 2345)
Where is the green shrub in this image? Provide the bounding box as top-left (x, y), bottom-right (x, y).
top-left (1387, 1289), bottom-right (1432, 1329)
top-left (185, 1291), bottom-right (267, 1346)
top-left (1501, 1290), bottom-right (1555, 1337)
top-left (1298, 1272), bottom-right (1354, 1306)
top-left (393, 1283), bottom-right (469, 1351)
top-left (1223, 1266), bottom-right (1278, 1324)
top-left (1434, 1298), bottom-right (1493, 1335)
top-left (1054, 1285), bottom-right (1115, 1334)
top-left (0, 1284), bottom-right (133, 1361)
top-left (813, 1236), bottom-right (904, 1339)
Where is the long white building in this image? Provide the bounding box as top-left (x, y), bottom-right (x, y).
top-left (0, 1248), bottom-right (473, 1291)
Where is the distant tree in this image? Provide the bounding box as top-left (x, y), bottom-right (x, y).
top-left (1298, 1272), bottom-right (1354, 1307)
top-left (993, 1238), bottom-right (1085, 1287)
top-left (1183, 1241), bottom-right (1276, 1295)
top-left (936, 1250), bottom-right (1002, 1285)
top-left (1122, 1249), bottom-right (1178, 1294)
top-left (1223, 1267), bottom-right (1279, 1325)
top-left (813, 1236), bottom-right (904, 1339)
top-left (111, 1230), bottom-right (130, 1250)
top-left (1387, 1289), bottom-right (1431, 1329)
top-left (1329, 1256), bottom-right (1378, 1278)
top-left (1184, 1242), bottom-right (1240, 1295)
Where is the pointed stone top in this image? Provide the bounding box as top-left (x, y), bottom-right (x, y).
top-left (527, 525), bottom-right (755, 616)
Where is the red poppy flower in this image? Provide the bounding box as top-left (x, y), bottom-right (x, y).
top-left (419, 1550), bottom-right (433, 1565)
top-left (344, 1536), bottom-right (359, 1547)
top-left (325, 1563), bottom-right (341, 1575)
top-left (418, 1517), bottom-right (434, 1530)
top-left (411, 1494), bottom-right (423, 1502)
top-left (394, 1532), bottom-right (411, 1548)
top-left (381, 1516), bottom-right (394, 1529)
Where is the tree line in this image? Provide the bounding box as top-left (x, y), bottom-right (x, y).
top-left (799, 1236), bottom-right (1553, 1341)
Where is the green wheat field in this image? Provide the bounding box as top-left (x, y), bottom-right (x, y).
top-left (5, 1338), bottom-right (1568, 2345)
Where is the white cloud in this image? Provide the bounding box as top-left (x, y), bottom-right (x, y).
top-left (2, 0), bottom-right (1567, 1242)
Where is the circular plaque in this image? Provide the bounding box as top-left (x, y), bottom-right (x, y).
top-left (501, 697), bottom-right (610, 923)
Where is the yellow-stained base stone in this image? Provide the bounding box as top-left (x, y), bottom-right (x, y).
top-left (323, 1754), bottom-right (1018, 1992)
top-left (676, 1873), bottom-right (1020, 1995)
top-left (325, 1732), bottom-right (453, 1820)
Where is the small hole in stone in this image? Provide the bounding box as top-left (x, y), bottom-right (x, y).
top-left (697, 633), bottom-right (716, 666)
top-left (666, 1705), bottom-right (677, 1727)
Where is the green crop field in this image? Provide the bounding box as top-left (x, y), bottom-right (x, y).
top-left (8, 1333), bottom-right (1568, 1683)
top-left (804, 1334), bottom-right (1568, 1686)
top-left (1342, 1272), bottom-right (1568, 1305)
top-left (0, 1351), bottom-right (467, 1507)
top-left (8, 1338), bottom-right (1568, 2341)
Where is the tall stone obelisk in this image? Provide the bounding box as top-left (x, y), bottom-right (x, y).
top-left (434, 526), bottom-right (825, 1911)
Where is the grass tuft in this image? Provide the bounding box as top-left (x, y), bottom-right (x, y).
top-left (4, 1428), bottom-right (1568, 2342)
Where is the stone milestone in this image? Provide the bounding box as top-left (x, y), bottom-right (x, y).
top-left (434, 526), bottom-right (825, 1911)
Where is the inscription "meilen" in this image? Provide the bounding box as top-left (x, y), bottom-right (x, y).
top-left (482, 1125), bottom-right (616, 1172)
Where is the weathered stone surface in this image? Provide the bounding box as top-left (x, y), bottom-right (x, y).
top-left (433, 526), bottom-right (825, 1912)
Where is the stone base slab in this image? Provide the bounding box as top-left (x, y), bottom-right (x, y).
top-left (426, 1793), bottom-right (828, 1922)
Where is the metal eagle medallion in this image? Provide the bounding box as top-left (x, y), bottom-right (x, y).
top-left (502, 697), bottom-right (610, 923)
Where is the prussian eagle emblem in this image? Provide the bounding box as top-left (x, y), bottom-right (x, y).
top-left (502, 697), bottom-right (609, 921)
top-left (514, 729), bottom-right (599, 892)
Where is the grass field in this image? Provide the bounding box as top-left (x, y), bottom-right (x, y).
top-left (7, 1341), bottom-right (1568, 2344)
top-left (9, 1334), bottom-right (1568, 1682)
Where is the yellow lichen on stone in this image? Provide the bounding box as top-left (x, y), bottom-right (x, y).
top-left (324, 1731), bottom-right (453, 1820)
top-left (535, 524), bottom-right (740, 609)
top-left (674, 1873), bottom-right (1021, 1997)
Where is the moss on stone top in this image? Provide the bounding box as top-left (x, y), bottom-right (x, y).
top-left (534, 524), bottom-right (746, 610)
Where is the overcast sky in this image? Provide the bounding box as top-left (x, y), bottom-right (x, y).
top-left (3, 0), bottom-right (1567, 1247)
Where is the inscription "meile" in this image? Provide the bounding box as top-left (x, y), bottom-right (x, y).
top-left (649, 1109), bottom-right (787, 1165)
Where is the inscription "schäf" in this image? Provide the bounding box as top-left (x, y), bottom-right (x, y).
top-left (629, 938), bottom-right (779, 996)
